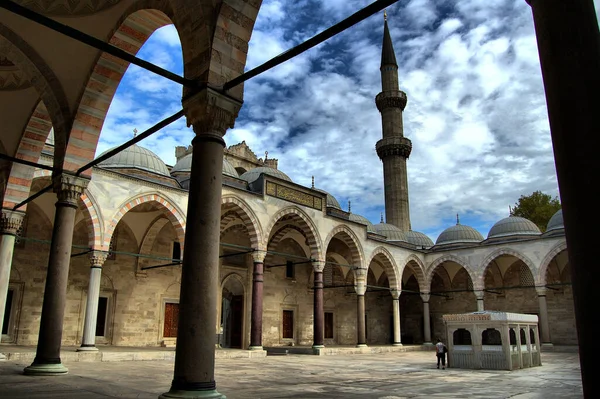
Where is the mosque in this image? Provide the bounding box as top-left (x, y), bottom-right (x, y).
top-left (0, 14), bottom-right (574, 359)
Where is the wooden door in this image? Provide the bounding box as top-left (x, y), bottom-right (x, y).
top-left (325, 312), bottom-right (334, 339)
top-left (230, 295), bottom-right (243, 348)
top-left (282, 310), bottom-right (294, 339)
top-left (163, 303), bottom-right (179, 338)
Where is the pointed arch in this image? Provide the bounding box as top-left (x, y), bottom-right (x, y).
top-left (79, 190), bottom-right (103, 249)
top-left (221, 194), bottom-right (263, 248)
top-left (264, 206), bottom-right (322, 260)
top-left (367, 246), bottom-right (400, 291)
top-left (323, 224), bottom-right (364, 269)
top-left (427, 254), bottom-right (476, 291)
top-left (103, 192), bottom-right (186, 251)
top-left (478, 248), bottom-right (536, 290)
top-left (537, 241), bottom-right (568, 285)
top-left (402, 254), bottom-right (427, 293)
top-left (221, 272), bottom-right (246, 296)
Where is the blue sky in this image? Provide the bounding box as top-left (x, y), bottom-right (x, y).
top-left (95, 0), bottom-right (600, 243)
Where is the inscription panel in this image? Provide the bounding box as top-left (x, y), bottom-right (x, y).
top-left (266, 181), bottom-right (322, 211)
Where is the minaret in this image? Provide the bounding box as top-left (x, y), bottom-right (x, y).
top-left (375, 12), bottom-right (412, 231)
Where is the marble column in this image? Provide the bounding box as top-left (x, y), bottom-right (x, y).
top-left (535, 287), bottom-right (552, 347)
top-left (421, 293), bottom-right (432, 345)
top-left (475, 290), bottom-right (485, 312)
top-left (160, 88), bottom-right (241, 399)
top-left (391, 289), bottom-right (402, 346)
top-left (355, 272), bottom-right (367, 347)
top-left (312, 260), bottom-right (325, 349)
top-left (24, 174), bottom-right (89, 375)
top-left (249, 250), bottom-right (266, 350)
top-left (0, 209), bottom-right (25, 360)
top-left (78, 251), bottom-right (108, 352)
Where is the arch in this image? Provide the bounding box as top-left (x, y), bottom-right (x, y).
top-left (135, 216), bottom-right (174, 273)
top-left (323, 224), bottom-right (364, 269)
top-left (103, 192), bottom-right (186, 251)
top-left (263, 206), bottom-right (322, 260)
top-left (402, 254), bottom-right (427, 289)
top-left (367, 246), bottom-right (400, 291)
top-left (478, 248), bottom-right (536, 290)
top-left (427, 254), bottom-right (477, 291)
top-left (221, 195), bottom-right (263, 248)
top-left (79, 191), bottom-right (103, 249)
top-left (537, 241), bottom-right (568, 286)
top-left (221, 272), bottom-right (246, 296)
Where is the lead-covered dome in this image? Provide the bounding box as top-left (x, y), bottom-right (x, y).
top-left (97, 144), bottom-right (169, 176)
top-left (405, 230), bottom-right (434, 248)
top-left (546, 209), bottom-right (564, 232)
top-left (312, 188), bottom-right (341, 209)
top-left (372, 222), bottom-right (406, 242)
top-left (240, 166), bottom-right (292, 183)
top-left (171, 153), bottom-right (238, 177)
top-left (487, 215), bottom-right (541, 239)
top-left (436, 224), bottom-right (484, 245)
top-left (349, 213), bottom-right (374, 231)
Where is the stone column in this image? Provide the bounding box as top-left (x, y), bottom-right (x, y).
top-left (160, 88), bottom-right (241, 399)
top-left (421, 293), bottom-right (432, 345)
top-left (535, 287), bottom-right (552, 347)
top-left (475, 290), bottom-right (484, 312)
top-left (312, 260), bottom-right (325, 349)
top-left (78, 251), bottom-right (108, 352)
top-left (249, 250), bottom-right (266, 350)
top-left (526, 1), bottom-right (599, 395)
top-left (391, 289), bottom-right (402, 346)
top-left (355, 271), bottom-right (367, 347)
top-left (0, 209), bottom-right (25, 360)
top-left (24, 174), bottom-right (88, 375)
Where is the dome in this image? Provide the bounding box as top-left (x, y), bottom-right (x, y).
top-left (405, 230), bottom-right (434, 248)
top-left (487, 215), bottom-right (541, 239)
top-left (372, 222), bottom-right (406, 242)
top-left (312, 188), bottom-right (341, 209)
top-left (546, 209), bottom-right (564, 232)
top-left (97, 144), bottom-right (169, 176)
top-left (349, 213), bottom-right (374, 231)
top-left (240, 166), bottom-right (292, 184)
top-left (171, 154), bottom-right (238, 177)
top-left (436, 224), bottom-right (484, 245)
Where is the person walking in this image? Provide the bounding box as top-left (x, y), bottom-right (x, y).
top-left (435, 338), bottom-right (447, 369)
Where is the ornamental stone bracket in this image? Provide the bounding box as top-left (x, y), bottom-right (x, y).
top-left (375, 90), bottom-right (407, 112)
top-left (52, 174), bottom-right (89, 206)
top-left (376, 136), bottom-right (412, 160)
top-left (0, 209), bottom-right (25, 236)
top-left (182, 87), bottom-right (243, 136)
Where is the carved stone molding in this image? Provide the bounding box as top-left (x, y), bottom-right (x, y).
top-left (52, 174), bottom-right (90, 206)
top-left (376, 136), bottom-right (412, 159)
top-left (0, 209), bottom-right (25, 236)
top-left (375, 90), bottom-right (408, 112)
top-left (89, 250), bottom-right (108, 268)
top-left (14, 0), bottom-right (121, 16)
top-left (183, 88), bottom-right (243, 137)
top-left (0, 57), bottom-right (31, 91)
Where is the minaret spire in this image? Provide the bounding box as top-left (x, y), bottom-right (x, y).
top-left (375, 13), bottom-right (412, 231)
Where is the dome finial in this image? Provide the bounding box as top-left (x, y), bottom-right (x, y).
top-left (509, 205), bottom-right (513, 216)
top-left (384, 9), bottom-right (387, 21)
top-left (264, 150), bottom-right (268, 161)
top-left (348, 200), bottom-right (351, 213)
top-left (380, 212), bottom-right (384, 223)
top-left (133, 128), bottom-right (138, 138)
top-left (311, 175), bottom-right (315, 189)
top-left (456, 213), bottom-right (460, 225)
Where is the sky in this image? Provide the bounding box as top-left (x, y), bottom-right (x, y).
top-left (94, 0), bottom-right (600, 243)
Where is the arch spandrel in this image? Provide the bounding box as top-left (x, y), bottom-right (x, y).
top-left (426, 254), bottom-right (477, 291)
top-left (79, 191), bottom-right (104, 249)
top-left (537, 241), bottom-right (568, 286)
top-left (323, 224), bottom-right (365, 269)
top-left (264, 206), bottom-right (323, 260)
top-left (367, 246), bottom-right (400, 291)
top-left (478, 248), bottom-right (537, 291)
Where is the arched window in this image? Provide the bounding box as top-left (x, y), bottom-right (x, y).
top-left (510, 329), bottom-right (517, 345)
top-left (453, 328), bottom-right (472, 345)
top-left (482, 328), bottom-right (502, 345)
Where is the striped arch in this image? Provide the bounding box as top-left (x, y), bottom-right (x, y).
top-left (221, 195), bottom-right (262, 249)
top-left (62, 6), bottom-right (178, 172)
top-left (427, 254), bottom-right (477, 291)
top-left (323, 224), bottom-right (365, 269)
top-left (537, 241), bottom-right (568, 286)
top-left (367, 246), bottom-right (400, 291)
top-left (2, 101), bottom-right (53, 209)
top-left (103, 193), bottom-right (186, 251)
top-left (402, 254), bottom-right (427, 292)
top-left (79, 191), bottom-right (103, 249)
top-left (264, 206), bottom-right (323, 260)
top-left (221, 272), bottom-right (247, 296)
top-left (478, 248), bottom-right (537, 291)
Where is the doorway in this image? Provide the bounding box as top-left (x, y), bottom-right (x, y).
top-left (221, 276), bottom-right (244, 349)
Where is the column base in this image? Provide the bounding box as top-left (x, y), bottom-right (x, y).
top-left (355, 344), bottom-right (368, 348)
top-left (248, 345), bottom-right (263, 351)
top-left (76, 345), bottom-right (99, 352)
top-left (541, 343), bottom-right (554, 350)
top-left (392, 343), bottom-right (403, 346)
top-left (311, 345), bottom-right (324, 349)
top-left (0, 353), bottom-right (6, 361)
top-left (159, 389), bottom-right (225, 399)
top-left (423, 342), bottom-right (434, 346)
top-left (24, 362), bottom-right (68, 376)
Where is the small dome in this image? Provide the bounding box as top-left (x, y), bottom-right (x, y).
top-left (312, 188), bottom-right (341, 209)
top-left (405, 230), bottom-right (434, 248)
top-left (372, 222), bottom-right (406, 242)
top-left (436, 224), bottom-right (484, 245)
top-left (98, 144), bottom-right (169, 176)
top-left (171, 154), bottom-right (238, 177)
top-left (240, 166), bottom-right (292, 183)
top-left (487, 215), bottom-right (541, 239)
top-left (349, 213), bottom-right (374, 231)
top-left (546, 209), bottom-right (564, 232)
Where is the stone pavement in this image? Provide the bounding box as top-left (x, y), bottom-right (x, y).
top-left (0, 350), bottom-right (582, 398)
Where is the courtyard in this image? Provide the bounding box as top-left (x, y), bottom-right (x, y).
top-left (0, 349), bottom-right (582, 398)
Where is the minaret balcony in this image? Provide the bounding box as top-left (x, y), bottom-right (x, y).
top-left (376, 90), bottom-right (407, 112)
top-left (376, 136), bottom-right (412, 160)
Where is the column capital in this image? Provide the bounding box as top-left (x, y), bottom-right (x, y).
top-left (355, 279), bottom-right (367, 296)
top-left (52, 174), bottom-right (89, 206)
top-left (390, 288), bottom-right (401, 300)
top-left (474, 290), bottom-right (485, 300)
top-left (251, 249), bottom-right (267, 263)
top-left (1, 209), bottom-right (25, 235)
top-left (420, 292), bottom-right (430, 302)
top-left (312, 260), bottom-right (326, 272)
top-left (182, 87), bottom-right (243, 137)
top-left (89, 251), bottom-right (108, 268)
top-left (536, 286), bottom-right (547, 296)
